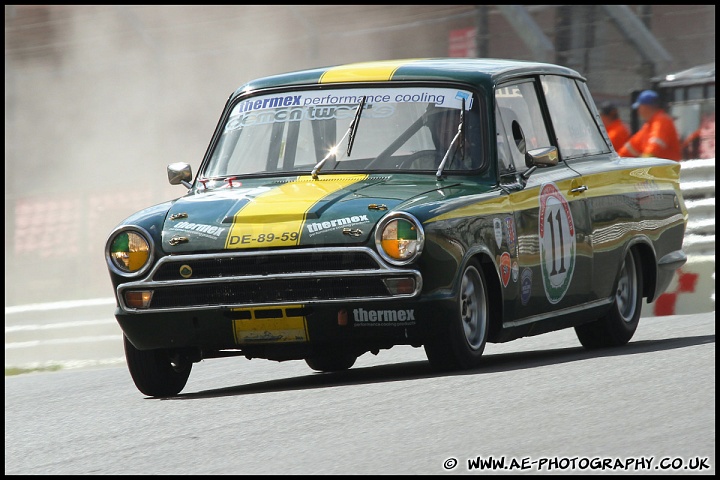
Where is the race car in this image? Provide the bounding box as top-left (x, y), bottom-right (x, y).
top-left (105, 58), bottom-right (688, 397)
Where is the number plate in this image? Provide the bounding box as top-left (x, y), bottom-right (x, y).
top-left (232, 305), bottom-right (309, 344)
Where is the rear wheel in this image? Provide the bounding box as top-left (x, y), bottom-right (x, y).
top-left (305, 349), bottom-right (357, 372)
top-left (424, 259), bottom-right (489, 370)
top-left (575, 248), bottom-right (643, 348)
top-left (123, 335), bottom-right (192, 397)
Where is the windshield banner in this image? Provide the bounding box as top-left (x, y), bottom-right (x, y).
top-left (231, 87), bottom-right (473, 117)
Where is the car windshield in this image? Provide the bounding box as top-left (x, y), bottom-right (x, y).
top-left (202, 86), bottom-right (483, 178)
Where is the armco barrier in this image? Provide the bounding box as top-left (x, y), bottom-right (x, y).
top-left (679, 158), bottom-right (715, 256)
top-left (647, 158), bottom-right (715, 316)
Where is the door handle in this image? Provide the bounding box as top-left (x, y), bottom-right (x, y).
top-left (570, 185), bottom-right (588, 193)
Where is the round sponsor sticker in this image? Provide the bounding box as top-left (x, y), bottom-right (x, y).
top-left (538, 182), bottom-right (576, 304)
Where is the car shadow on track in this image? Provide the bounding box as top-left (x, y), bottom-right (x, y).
top-left (159, 333), bottom-right (714, 400)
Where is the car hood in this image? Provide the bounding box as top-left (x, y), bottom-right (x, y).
top-left (161, 173), bottom-right (478, 252)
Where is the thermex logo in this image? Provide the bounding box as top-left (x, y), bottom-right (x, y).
top-left (352, 308), bottom-right (415, 326)
top-left (305, 215), bottom-right (370, 236)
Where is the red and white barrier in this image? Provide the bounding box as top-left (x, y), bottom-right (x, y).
top-left (648, 254), bottom-right (715, 316)
top-left (646, 158), bottom-right (715, 317)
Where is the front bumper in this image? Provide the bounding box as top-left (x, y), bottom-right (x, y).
top-left (114, 246), bottom-right (448, 358)
top-left (116, 297), bottom-right (453, 360)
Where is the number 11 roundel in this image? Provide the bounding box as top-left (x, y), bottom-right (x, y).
top-left (538, 182), bottom-right (576, 304)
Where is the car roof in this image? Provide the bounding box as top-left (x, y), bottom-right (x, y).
top-left (233, 57), bottom-right (585, 97)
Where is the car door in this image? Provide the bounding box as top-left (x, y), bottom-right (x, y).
top-left (495, 79), bottom-right (594, 327)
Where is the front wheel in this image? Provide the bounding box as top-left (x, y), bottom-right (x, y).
top-left (575, 248), bottom-right (643, 349)
top-left (123, 335), bottom-right (192, 397)
top-left (424, 259), bottom-right (489, 371)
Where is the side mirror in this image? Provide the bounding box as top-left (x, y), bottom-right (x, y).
top-left (525, 146), bottom-right (559, 168)
top-left (167, 162), bottom-right (193, 188)
top-left (521, 146), bottom-right (559, 182)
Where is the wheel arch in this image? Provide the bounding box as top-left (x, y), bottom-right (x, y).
top-left (626, 237), bottom-right (657, 302)
top-left (468, 251), bottom-right (504, 342)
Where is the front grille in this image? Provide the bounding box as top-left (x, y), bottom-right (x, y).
top-left (153, 250), bottom-right (378, 281)
top-left (150, 276), bottom-right (391, 309)
top-left (118, 247), bottom-right (422, 312)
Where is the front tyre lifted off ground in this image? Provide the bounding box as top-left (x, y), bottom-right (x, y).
top-left (123, 335), bottom-right (192, 397)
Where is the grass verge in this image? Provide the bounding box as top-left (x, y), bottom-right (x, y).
top-left (5, 365), bottom-right (63, 376)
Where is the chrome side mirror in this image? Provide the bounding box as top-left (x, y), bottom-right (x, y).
top-left (526, 146), bottom-right (559, 168)
top-left (521, 146), bottom-right (559, 181)
top-left (167, 162), bottom-right (193, 188)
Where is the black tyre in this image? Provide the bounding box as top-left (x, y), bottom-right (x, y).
top-left (123, 335), bottom-right (192, 397)
top-left (305, 349), bottom-right (357, 372)
top-left (575, 248), bottom-right (643, 349)
top-left (424, 259), bottom-right (489, 370)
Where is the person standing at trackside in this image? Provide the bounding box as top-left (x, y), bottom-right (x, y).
top-left (599, 101), bottom-right (631, 152)
top-left (618, 89), bottom-right (681, 161)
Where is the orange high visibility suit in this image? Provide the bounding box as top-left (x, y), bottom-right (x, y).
top-left (618, 110), bottom-right (681, 161)
top-left (605, 118), bottom-right (631, 152)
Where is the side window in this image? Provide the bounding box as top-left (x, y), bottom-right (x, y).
top-left (496, 81), bottom-right (551, 172)
top-left (541, 75), bottom-right (609, 158)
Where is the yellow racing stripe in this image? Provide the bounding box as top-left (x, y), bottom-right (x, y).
top-left (319, 59), bottom-right (421, 83)
top-left (225, 174), bottom-right (368, 249)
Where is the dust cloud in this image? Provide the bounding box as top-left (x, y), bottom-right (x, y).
top-left (4, 5), bottom-right (463, 305)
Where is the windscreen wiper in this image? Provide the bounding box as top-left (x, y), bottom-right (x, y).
top-left (436, 98), bottom-right (465, 180)
top-left (312, 96), bottom-right (366, 179)
top-left (346, 95), bottom-right (366, 157)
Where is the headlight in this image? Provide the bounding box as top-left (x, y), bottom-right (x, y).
top-left (374, 212), bottom-right (424, 265)
top-left (105, 226), bottom-right (154, 277)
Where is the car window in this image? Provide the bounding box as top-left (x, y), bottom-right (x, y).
top-left (495, 80), bottom-right (551, 172)
top-left (202, 86), bottom-right (484, 178)
top-left (540, 75), bottom-right (609, 158)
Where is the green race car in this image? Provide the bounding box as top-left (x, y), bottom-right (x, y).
top-left (105, 58), bottom-right (688, 397)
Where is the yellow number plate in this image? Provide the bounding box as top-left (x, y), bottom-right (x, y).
top-left (232, 306), bottom-right (309, 344)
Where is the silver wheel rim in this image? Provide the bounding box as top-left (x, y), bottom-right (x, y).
top-left (460, 266), bottom-right (487, 350)
top-left (616, 252), bottom-right (638, 322)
